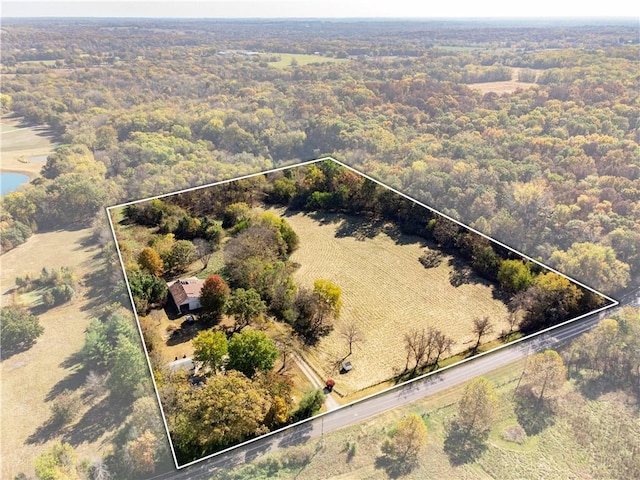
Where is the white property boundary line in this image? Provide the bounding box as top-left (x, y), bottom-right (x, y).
top-left (105, 156), bottom-right (619, 470)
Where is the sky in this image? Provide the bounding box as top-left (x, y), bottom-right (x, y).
top-left (2, 0), bottom-right (639, 19)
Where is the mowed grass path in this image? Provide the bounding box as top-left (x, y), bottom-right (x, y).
top-left (0, 228), bottom-right (108, 478)
top-left (283, 210), bottom-right (510, 394)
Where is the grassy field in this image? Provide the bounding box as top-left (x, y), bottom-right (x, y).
top-left (281, 210), bottom-right (510, 396)
top-left (268, 53), bottom-right (349, 68)
top-left (466, 67), bottom-right (539, 94)
top-left (0, 116), bottom-right (57, 178)
top-left (0, 228), bottom-right (111, 479)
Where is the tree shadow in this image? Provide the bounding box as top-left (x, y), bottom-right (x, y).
top-left (244, 438), bottom-right (274, 463)
top-left (81, 270), bottom-right (130, 312)
top-left (334, 216), bottom-right (387, 241)
top-left (443, 421), bottom-right (489, 466)
top-left (165, 319), bottom-right (205, 346)
top-left (278, 422), bottom-right (312, 449)
top-left (61, 394), bottom-right (132, 446)
top-left (578, 375), bottom-right (620, 401)
top-left (513, 390), bottom-right (556, 436)
top-left (374, 455), bottom-right (417, 478)
top-left (45, 366), bottom-right (87, 402)
top-left (0, 341), bottom-right (38, 361)
top-left (447, 257), bottom-right (482, 288)
top-left (26, 414), bottom-right (67, 445)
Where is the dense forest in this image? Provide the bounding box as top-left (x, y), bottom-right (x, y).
top-left (1, 18), bottom-right (638, 478)
top-left (2, 19), bottom-right (639, 298)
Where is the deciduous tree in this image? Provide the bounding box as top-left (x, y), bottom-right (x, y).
top-left (192, 329), bottom-right (228, 374)
top-left (380, 412), bottom-right (427, 474)
top-left (227, 329), bottom-right (279, 378)
top-left (523, 349), bottom-right (567, 402)
top-left (137, 246), bottom-right (164, 276)
top-left (199, 274), bottom-right (231, 319)
top-left (472, 316), bottom-right (493, 351)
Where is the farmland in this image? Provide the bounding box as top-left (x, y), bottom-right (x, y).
top-left (281, 209), bottom-right (510, 394)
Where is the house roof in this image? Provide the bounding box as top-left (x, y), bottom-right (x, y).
top-left (168, 277), bottom-right (205, 306)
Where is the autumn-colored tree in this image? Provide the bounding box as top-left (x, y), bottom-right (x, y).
top-left (34, 441), bottom-right (83, 480)
top-left (170, 370), bottom-right (270, 461)
top-left (381, 412), bottom-right (427, 468)
top-left (125, 430), bottom-right (158, 474)
top-left (444, 377), bottom-right (498, 465)
top-left (137, 246), bottom-right (164, 276)
top-left (523, 349), bottom-right (567, 403)
top-left (199, 274), bottom-right (231, 318)
top-left (293, 279), bottom-right (342, 343)
top-left (550, 242), bottom-right (630, 292)
top-left (520, 272), bottom-right (583, 332)
top-left (456, 377), bottom-right (498, 435)
top-left (192, 329), bottom-right (228, 374)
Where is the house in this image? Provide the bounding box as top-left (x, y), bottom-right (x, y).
top-left (167, 277), bottom-right (205, 314)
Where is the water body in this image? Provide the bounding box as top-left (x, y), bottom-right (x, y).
top-left (1, 172), bottom-right (29, 196)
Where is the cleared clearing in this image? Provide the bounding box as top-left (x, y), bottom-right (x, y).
top-left (268, 52), bottom-right (349, 68)
top-left (282, 210), bottom-right (510, 395)
top-left (467, 68), bottom-right (541, 94)
top-left (468, 80), bottom-right (536, 94)
top-left (0, 116), bottom-right (57, 178)
top-left (0, 228), bottom-right (110, 479)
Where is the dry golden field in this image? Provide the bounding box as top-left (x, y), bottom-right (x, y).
top-left (0, 228), bottom-right (111, 479)
top-left (466, 67), bottom-right (539, 94)
top-left (282, 210), bottom-right (510, 395)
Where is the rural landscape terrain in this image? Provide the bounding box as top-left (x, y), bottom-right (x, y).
top-left (0, 15), bottom-right (638, 480)
top-left (110, 158), bottom-right (608, 463)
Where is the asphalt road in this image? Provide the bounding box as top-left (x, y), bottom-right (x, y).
top-left (148, 292), bottom-right (636, 480)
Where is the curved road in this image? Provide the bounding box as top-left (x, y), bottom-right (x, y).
top-left (148, 292), bottom-right (636, 480)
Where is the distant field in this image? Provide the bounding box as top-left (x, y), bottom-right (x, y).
top-left (467, 80), bottom-right (536, 94)
top-left (268, 53), bottom-right (349, 68)
top-left (281, 210), bottom-right (510, 395)
top-left (467, 67), bottom-right (540, 94)
top-left (0, 117), bottom-right (57, 177)
top-left (17, 59), bottom-right (61, 66)
top-left (0, 228), bottom-right (108, 479)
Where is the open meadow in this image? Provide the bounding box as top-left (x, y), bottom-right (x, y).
top-left (0, 116), bottom-right (57, 178)
top-left (0, 228), bottom-right (113, 479)
top-left (282, 209), bottom-right (510, 395)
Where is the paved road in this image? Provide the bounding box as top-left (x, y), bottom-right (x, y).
top-left (148, 295), bottom-right (635, 480)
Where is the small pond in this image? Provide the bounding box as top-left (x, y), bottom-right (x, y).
top-left (1, 172), bottom-right (30, 196)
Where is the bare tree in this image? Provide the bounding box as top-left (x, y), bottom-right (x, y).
top-left (507, 291), bottom-right (529, 334)
top-left (432, 330), bottom-right (454, 367)
top-left (340, 321), bottom-right (365, 357)
top-left (472, 316), bottom-right (494, 351)
top-left (194, 238), bottom-right (215, 270)
top-left (276, 333), bottom-right (295, 373)
top-left (403, 328), bottom-right (429, 373)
